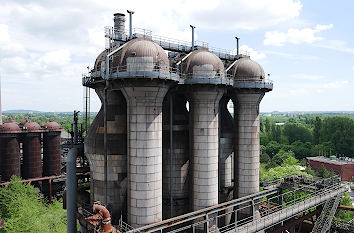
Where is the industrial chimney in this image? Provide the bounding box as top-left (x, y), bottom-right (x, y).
top-left (113, 13), bottom-right (126, 34)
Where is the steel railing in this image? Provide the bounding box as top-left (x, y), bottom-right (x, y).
top-left (82, 62), bottom-right (273, 88)
top-left (122, 175), bottom-right (346, 233)
top-left (104, 26), bottom-right (250, 58)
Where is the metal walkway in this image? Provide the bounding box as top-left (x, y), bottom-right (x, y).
top-left (121, 176), bottom-right (347, 233)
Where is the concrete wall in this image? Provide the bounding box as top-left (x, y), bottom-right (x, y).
top-left (85, 89), bottom-right (127, 223)
top-left (188, 86), bottom-right (224, 211)
top-left (122, 84), bottom-right (170, 227)
top-left (162, 93), bottom-right (190, 219)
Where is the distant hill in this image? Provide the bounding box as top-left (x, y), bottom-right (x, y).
top-left (3, 109), bottom-right (42, 114)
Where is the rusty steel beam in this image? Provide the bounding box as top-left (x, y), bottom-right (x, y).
top-left (338, 205), bottom-right (354, 211)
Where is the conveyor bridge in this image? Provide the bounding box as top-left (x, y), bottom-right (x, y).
top-left (117, 175), bottom-right (347, 233)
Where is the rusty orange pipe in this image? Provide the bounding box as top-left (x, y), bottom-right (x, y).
top-left (338, 205), bottom-right (354, 211)
top-left (93, 204), bottom-right (113, 233)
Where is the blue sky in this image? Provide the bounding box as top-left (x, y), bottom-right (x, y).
top-left (0, 0), bottom-right (353, 112)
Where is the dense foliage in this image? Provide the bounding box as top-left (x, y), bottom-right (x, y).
top-left (261, 115), bottom-right (354, 162)
top-left (0, 176), bottom-right (66, 233)
top-left (260, 113), bottom-right (354, 222)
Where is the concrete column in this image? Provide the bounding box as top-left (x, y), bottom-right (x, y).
top-left (233, 91), bottom-right (264, 199)
top-left (162, 93), bottom-right (190, 219)
top-left (188, 87), bottom-right (224, 211)
top-left (85, 89), bottom-right (127, 223)
top-left (122, 85), bottom-right (169, 228)
top-left (219, 96), bottom-right (234, 226)
top-left (219, 97), bottom-right (234, 195)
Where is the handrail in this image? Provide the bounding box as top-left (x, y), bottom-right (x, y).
top-left (104, 26), bottom-right (250, 58)
top-left (124, 175), bottom-right (345, 233)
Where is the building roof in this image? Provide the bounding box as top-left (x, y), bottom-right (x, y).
top-left (307, 156), bottom-right (354, 165)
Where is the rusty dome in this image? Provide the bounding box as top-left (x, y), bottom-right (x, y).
top-left (24, 121), bottom-right (41, 132)
top-left (115, 38), bottom-right (169, 72)
top-left (94, 50), bottom-right (107, 72)
top-left (232, 57), bottom-right (265, 81)
top-left (44, 121), bottom-right (61, 131)
top-left (0, 120), bottom-right (20, 133)
top-left (184, 49), bottom-right (225, 78)
top-left (19, 119), bottom-right (30, 126)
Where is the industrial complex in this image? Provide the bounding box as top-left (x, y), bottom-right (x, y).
top-left (0, 10), bottom-right (352, 233)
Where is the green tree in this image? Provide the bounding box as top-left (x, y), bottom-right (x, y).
top-left (0, 176), bottom-right (66, 233)
top-left (311, 142), bottom-right (335, 157)
top-left (272, 150), bottom-right (295, 166)
top-left (265, 141), bottom-right (282, 157)
top-left (271, 124), bottom-right (282, 143)
top-left (320, 117), bottom-right (354, 157)
top-left (290, 141), bottom-right (312, 160)
top-left (265, 118), bottom-right (271, 132)
top-left (283, 123), bottom-right (312, 144)
top-left (313, 116), bottom-right (321, 145)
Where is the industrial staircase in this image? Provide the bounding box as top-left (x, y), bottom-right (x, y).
top-left (311, 195), bottom-right (341, 233)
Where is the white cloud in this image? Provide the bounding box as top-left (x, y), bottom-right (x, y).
top-left (186, 0), bottom-right (303, 30)
top-left (315, 40), bottom-right (354, 54)
top-left (290, 74), bottom-right (325, 80)
top-left (37, 50), bottom-right (71, 68)
top-left (235, 45), bottom-right (267, 61)
top-left (321, 80), bottom-right (348, 89)
top-left (264, 50), bottom-right (319, 60)
top-left (0, 24), bottom-right (26, 57)
top-left (264, 24), bottom-right (333, 46)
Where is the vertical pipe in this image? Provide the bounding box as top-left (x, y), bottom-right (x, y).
top-left (74, 111), bottom-right (79, 144)
top-left (67, 148), bottom-right (78, 233)
top-left (190, 25), bottom-right (195, 50)
top-left (169, 94), bottom-right (174, 217)
top-left (103, 82), bottom-right (108, 206)
top-left (104, 54), bottom-right (110, 206)
top-left (235, 37), bottom-right (239, 56)
top-left (127, 10), bottom-right (135, 40)
top-left (85, 87), bottom-right (89, 135)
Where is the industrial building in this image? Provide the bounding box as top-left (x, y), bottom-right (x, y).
top-left (82, 10), bottom-right (270, 228)
top-left (0, 10), bottom-right (350, 233)
top-left (307, 156), bottom-right (354, 181)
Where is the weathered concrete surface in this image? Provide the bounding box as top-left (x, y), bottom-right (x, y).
top-left (85, 89), bottom-right (127, 223)
top-left (162, 93), bottom-right (190, 219)
top-left (188, 86), bottom-right (224, 211)
top-left (122, 84), bottom-right (170, 228)
top-left (233, 91), bottom-right (264, 199)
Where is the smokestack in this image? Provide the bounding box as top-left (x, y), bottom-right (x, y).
top-left (113, 13), bottom-right (125, 34)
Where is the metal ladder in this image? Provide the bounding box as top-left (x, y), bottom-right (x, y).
top-left (311, 195), bottom-right (341, 233)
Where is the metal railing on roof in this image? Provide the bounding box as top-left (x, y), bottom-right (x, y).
top-left (104, 26), bottom-right (250, 60)
top-left (82, 62), bottom-right (274, 88)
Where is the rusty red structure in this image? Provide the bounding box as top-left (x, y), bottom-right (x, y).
top-left (22, 121), bottom-right (42, 179)
top-left (43, 121), bottom-right (62, 176)
top-left (0, 120), bottom-right (21, 181)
